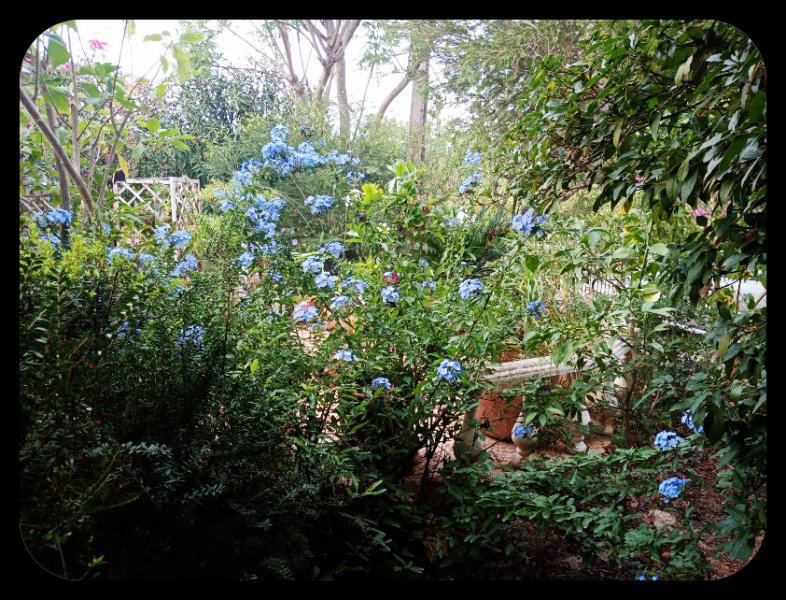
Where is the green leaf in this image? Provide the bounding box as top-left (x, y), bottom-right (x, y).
top-left (721, 254), bottom-right (749, 271)
top-left (155, 83), bottom-right (168, 98)
top-left (46, 87), bottom-right (70, 113)
top-left (525, 255), bottom-right (540, 273)
top-left (47, 36), bottom-right (70, 68)
top-left (610, 247), bottom-right (631, 260)
top-left (677, 155), bottom-right (691, 182)
top-left (250, 359), bottom-right (259, 374)
top-left (82, 82), bottom-right (101, 98)
top-left (613, 120), bottom-right (623, 149)
top-left (144, 117), bottom-right (161, 134)
top-left (173, 46), bottom-right (192, 82)
top-left (132, 143), bottom-right (146, 161)
top-left (674, 54), bottom-right (694, 85)
top-left (650, 113), bottom-right (661, 140)
top-left (553, 341), bottom-right (574, 367)
top-left (648, 242), bottom-right (669, 256)
top-left (748, 91), bottom-right (765, 123)
top-left (681, 169), bottom-right (698, 201)
top-left (144, 33), bottom-right (163, 42)
top-left (180, 31), bottom-right (205, 43)
top-left (717, 335), bottom-right (729, 359)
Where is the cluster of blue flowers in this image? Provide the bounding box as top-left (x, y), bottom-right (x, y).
top-left (177, 325), bottom-right (205, 354)
top-left (37, 207), bottom-right (73, 228)
top-left (330, 295), bottom-right (350, 310)
top-left (258, 125), bottom-right (362, 178)
top-left (511, 208), bottom-right (548, 237)
top-left (526, 300), bottom-right (547, 319)
top-left (334, 349), bottom-right (359, 362)
top-left (464, 150), bottom-right (482, 165)
top-left (117, 319), bottom-right (143, 340)
top-left (154, 224), bottom-right (171, 245)
top-left (637, 574), bottom-right (659, 581)
top-left (107, 246), bottom-right (134, 265)
top-left (301, 256), bottom-right (325, 273)
top-left (436, 359), bottom-right (462, 383)
top-left (322, 241), bottom-right (345, 258)
top-left (138, 253), bottom-right (156, 269)
top-left (659, 477), bottom-right (689, 502)
top-left (342, 277), bottom-right (367, 296)
top-left (512, 423), bottom-right (535, 440)
top-left (237, 251), bottom-right (256, 269)
top-left (420, 279), bottom-right (436, 289)
top-left (459, 171), bottom-right (483, 194)
top-left (459, 278), bottom-right (484, 299)
top-left (381, 285), bottom-right (400, 304)
top-left (371, 376), bottom-right (392, 390)
top-left (681, 410), bottom-right (704, 434)
top-left (654, 430), bottom-right (685, 452)
top-left (315, 272), bottom-right (336, 289)
top-left (171, 254), bottom-right (198, 277)
top-left (40, 232), bottom-right (61, 247)
top-left (232, 159), bottom-right (262, 186)
top-left (293, 301), bottom-right (319, 322)
top-left (304, 194), bottom-right (335, 215)
top-left (169, 230), bottom-right (192, 249)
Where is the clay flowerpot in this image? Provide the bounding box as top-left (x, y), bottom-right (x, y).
top-left (475, 347), bottom-right (524, 441)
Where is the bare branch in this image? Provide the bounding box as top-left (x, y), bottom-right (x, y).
top-left (20, 86), bottom-right (93, 219)
top-left (375, 72), bottom-right (412, 120)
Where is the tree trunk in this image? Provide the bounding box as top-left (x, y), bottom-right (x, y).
top-left (336, 54), bottom-right (350, 146)
top-left (407, 56), bottom-right (429, 165)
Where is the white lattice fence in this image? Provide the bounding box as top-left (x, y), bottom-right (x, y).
top-left (113, 177), bottom-right (201, 226)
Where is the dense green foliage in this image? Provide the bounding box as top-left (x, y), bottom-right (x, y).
top-left (19, 19), bottom-right (764, 580)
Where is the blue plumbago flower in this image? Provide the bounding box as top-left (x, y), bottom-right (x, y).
top-left (464, 150), bottom-right (482, 165)
top-left (253, 220), bottom-right (277, 239)
top-left (654, 430), bottom-right (685, 452)
top-left (168, 230), bottom-right (192, 249)
top-left (346, 171), bottom-right (365, 182)
top-left (459, 278), bottom-right (484, 299)
top-left (436, 359), bottom-right (462, 383)
top-left (381, 285), bottom-right (400, 303)
top-left (117, 319), bottom-right (143, 340)
top-left (256, 241), bottom-right (281, 256)
top-left (262, 137), bottom-right (291, 161)
top-left (291, 141), bottom-right (325, 168)
top-left (351, 156), bottom-right (360, 167)
top-left (511, 208), bottom-right (549, 237)
top-left (304, 194), bottom-right (334, 215)
top-left (237, 251), bottom-right (255, 269)
top-left (420, 279), bottom-right (436, 289)
top-left (253, 196), bottom-right (286, 221)
top-left (681, 411), bottom-right (704, 434)
top-left (301, 256), bottom-right (325, 273)
top-left (637, 575), bottom-right (659, 581)
top-left (312, 321), bottom-right (328, 331)
top-left (326, 150), bottom-right (351, 167)
top-left (342, 277), bottom-right (367, 295)
top-left (219, 198), bottom-right (234, 212)
top-left (138, 253), bottom-right (156, 268)
top-left (371, 377), bottom-right (392, 390)
top-left (419, 259), bottom-right (430, 267)
top-left (171, 253), bottom-right (198, 277)
top-left (513, 423), bottom-right (535, 439)
top-left (40, 232), bottom-right (61, 247)
top-left (330, 295), bottom-right (351, 310)
top-left (45, 208), bottom-right (73, 227)
top-left (333, 349), bottom-right (359, 362)
top-left (292, 238), bottom-right (299, 246)
top-left (177, 325), bottom-right (205, 354)
top-left (103, 223), bottom-right (112, 235)
top-left (315, 272), bottom-right (336, 289)
top-left (270, 124), bottom-right (290, 141)
top-left (322, 241), bottom-right (345, 258)
top-left (293, 301), bottom-right (318, 322)
top-left (231, 160), bottom-right (261, 187)
top-left (107, 246), bottom-right (134, 264)
top-left (659, 477), bottom-right (690, 502)
top-left (459, 171), bottom-right (483, 194)
top-left (154, 223), bottom-right (171, 242)
top-left (526, 300), bottom-right (547, 319)
top-left (269, 270), bottom-right (283, 282)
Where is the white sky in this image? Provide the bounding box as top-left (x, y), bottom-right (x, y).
top-left (63, 19), bottom-right (464, 126)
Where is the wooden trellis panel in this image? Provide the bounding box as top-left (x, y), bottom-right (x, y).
top-left (113, 177), bottom-right (201, 226)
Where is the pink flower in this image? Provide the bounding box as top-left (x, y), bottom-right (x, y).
top-left (692, 207), bottom-right (710, 218)
top-left (88, 39), bottom-right (109, 50)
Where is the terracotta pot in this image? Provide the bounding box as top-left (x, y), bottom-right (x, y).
top-left (476, 383), bottom-right (523, 441)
